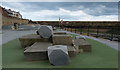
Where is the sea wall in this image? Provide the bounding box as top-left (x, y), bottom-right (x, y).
top-left (2, 16), bottom-right (29, 25)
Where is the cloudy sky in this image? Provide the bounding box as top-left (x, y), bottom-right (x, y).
top-left (1, 2), bottom-right (119, 21)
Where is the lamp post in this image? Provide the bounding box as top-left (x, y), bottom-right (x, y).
top-left (61, 19), bottom-right (63, 29)
top-left (66, 22), bottom-right (69, 31)
top-left (59, 17), bottom-right (60, 28)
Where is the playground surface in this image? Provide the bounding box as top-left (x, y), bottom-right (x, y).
top-left (1, 30), bottom-right (119, 68)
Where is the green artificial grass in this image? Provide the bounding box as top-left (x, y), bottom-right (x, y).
top-left (2, 35), bottom-right (118, 68)
top-left (76, 29), bottom-right (96, 33)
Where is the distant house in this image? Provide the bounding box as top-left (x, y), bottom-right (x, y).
top-left (5, 9), bottom-right (22, 18)
top-left (0, 6), bottom-right (28, 26)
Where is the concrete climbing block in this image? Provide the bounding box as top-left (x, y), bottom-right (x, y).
top-left (67, 45), bottom-right (78, 57)
top-left (24, 42), bottom-right (52, 61)
top-left (74, 39), bottom-right (91, 52)
top-left (52, 35), bottom-right (73, 45)
top-left (19, 34), bottom-right (51, 48)
top-left (37, 25), bottom-right (53, 38)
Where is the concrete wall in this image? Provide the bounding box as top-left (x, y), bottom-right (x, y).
top-left (2, 16), bottom-right (29, 25)
top-left (0, 13), bottom-right (2, 29)
top-left (1, 7), bottom-right (29, 26)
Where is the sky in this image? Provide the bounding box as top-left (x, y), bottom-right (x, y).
top-left (1, 2), bottom-right (119, 21)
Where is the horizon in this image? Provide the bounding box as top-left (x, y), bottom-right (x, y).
top-left (1, 2), bottom-right (119, 21)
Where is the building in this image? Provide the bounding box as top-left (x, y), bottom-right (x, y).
top-left (0, 6), bottom-right (2, 29)
top-left (5, 9), bottom-right (22, 18)
top-left (0, 6), bottom-right (29, 27)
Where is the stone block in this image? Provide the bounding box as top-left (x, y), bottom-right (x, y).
top-left (74, 39), bottom-right (91, 52)
top-left (52, 35), bottom-right (73, 45)
top-left (24, 42), bottom-right (52, 61)
top-left (67, 45), bottom-right (78, 57)
top-left (53, 31), bottom-right (67, 35)
top-left (48, 45), bottom-right (70, 66)
top-left (19, 34), bottom-right (51, 48)
top-left (37, 25), bottom-right (53, 38)
top-left (75, 36), bottom-right (86, 40)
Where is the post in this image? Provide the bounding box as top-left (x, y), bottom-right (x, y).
top-left (59, 17), bottom-right (60, 29)
top-left (96, 26), bottom-right (99, 38)
top-left (68, 27), bottom-right (70, 31)
top-left (71, 27), bottom-right (72, 32)
top-left (87, 25), bottom-right (90, 36)
top-left (74, 28), bottom-right (75, 33)
top-left (75, 27), bottom-right (77, 33)
top-left (70, 24), bottom-right (72, 32)
top-left (117, 24), bottom-right (120, 42)
top-left (80, 26), bottom-right (82, 34)
top-left (110, 26), bottom-right (114, 41)
top-left (110, 33), bottom-right (113, 41)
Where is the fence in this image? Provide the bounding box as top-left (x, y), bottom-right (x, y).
top-left (54, 23), bottom-right (120, 42)
top-left (32, 21), bottom-right (120, 41)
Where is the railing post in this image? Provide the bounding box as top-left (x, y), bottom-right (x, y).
top-left (110, 26), bottom-right (114, 41)
top-left (80, 26), bottom-right (82, 34)
top-left (96, 26), bottom-right (99, 38)
top-left (71, 28), bottom-right (72, 32)
top-left (87, 25), bottom-right (90, 36)
top-left (71, 26), bottom-right (72, 32)
top-left (75, 27), bottom-right (77, 33)
top-left (69, 27), bottom-right (70, 31)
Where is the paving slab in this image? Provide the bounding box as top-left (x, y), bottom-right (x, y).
top-left (24, 42), bottom-right (52, 61)
top-left (19, 34), bottom-right (51, 48)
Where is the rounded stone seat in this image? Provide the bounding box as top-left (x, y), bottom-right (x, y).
top-left (37, 25), bottom-right (53, 38)
top-left (48, 45), bottom-right (70, 66)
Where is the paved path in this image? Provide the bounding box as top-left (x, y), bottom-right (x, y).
top-left (85, 36), bottom-right (119, 51)
top-left (2, 30), bottom-right (36, 44)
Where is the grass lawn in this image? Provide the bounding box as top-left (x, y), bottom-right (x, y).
top-left (2, 34), bottom-right (118, 68)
